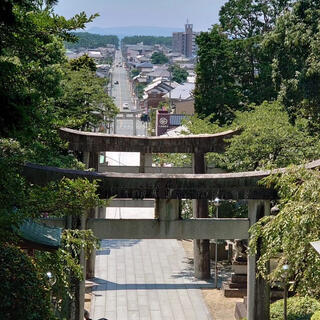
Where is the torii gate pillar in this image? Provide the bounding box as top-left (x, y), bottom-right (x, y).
top-left (247, 200), bottom-right (270, 320)
top-left (192, 152), bottom-right (210, 279)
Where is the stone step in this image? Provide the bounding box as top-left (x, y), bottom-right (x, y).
top-left (229, 281), bottom-right (247, 289)
top-left (222, 282), bottom-right (247, 298)
top-left (235, 302), bottom-right (247, 320)
top-left (231, 273), bottom-right (247, 283)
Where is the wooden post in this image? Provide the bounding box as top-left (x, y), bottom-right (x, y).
top-left (247, 200), bottom-right (270, 320)
top-left (192, 152), bottom-right (210, 279)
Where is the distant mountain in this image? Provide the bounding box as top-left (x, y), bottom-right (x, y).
top-left (87, 26), bottom-right (184, 38)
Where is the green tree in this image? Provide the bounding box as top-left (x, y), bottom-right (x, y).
top-left (54, 60), bottom-right (118, 131)
top-left (64, 32), bottom-right (119, 49)
top-left (135, 83), bottom-right (146, 99)
top-left (122, 35), bottom-right (172, 47)
top-left (169, 64), bottom-right (188, 84)
top-left (69, 54), bottom-right (97, 71)
top-left (194, 25), bottom-right (241, 125)
top-left (217, 101), bottom-right (320, 171)
top-left (195, 0), bottom-right (294, 123)
top-left (263, 0), bottom-right (320, 133)
top-left (250, 167), bottom-right (320, 298)
top-left (219, 0), bottom-right (294, 39)
top-left (151, 51), bottom-right (169, 64)
top-left (131, 68), bottom-right (140, 78)
top-left (0, 1), bottom-right (97, 137)
top-left (0, 2), bottom-right (114, 318)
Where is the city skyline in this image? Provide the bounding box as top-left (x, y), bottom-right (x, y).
top-left (53, 0), bottom-right (228, 32)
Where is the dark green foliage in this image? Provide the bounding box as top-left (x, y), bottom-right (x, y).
top-left (0, 139), bottom-right (28, 242)
top-left (196, 0), bottom-right (320, 133)
top-left (131, 68), bottom-right (140, 78)
top-left (69, 54), bottom-right (97, 71)
top-left (217, 101), bottom-right (320, 171)
top-left (55, 65), bottom-right (117, 131)
top-left (0, 1), bottom-right (97, 137)
top-left (219, 0), bottom-right (294, 38)
top-left (169, 64), bottom-right (188, 84)
top-left (65, 32), bottom-right (119, 49)
top-left (195, 0), bottom-right (295, 124)
top-left (151, 51), bottom-right (169, 64)
top-left (250, 168), bottom-right (320, 297)
top-left (194, 26), bottom-right (241, 125)
top-left (135, 83), bottom-right (146, 99)
top-left (263, 0), bottom-right (320, 132)
top-left (26, 177), bottom-right (107, 218)
top-left (0, 244), bottom-right (54, 320)
top-left (122, 35), bottom-right (172, 47)
top-left (270, 296), bottom-right (320, 320)
top-left (34, 229), bottom-right (100, 318)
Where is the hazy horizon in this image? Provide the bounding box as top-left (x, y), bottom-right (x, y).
top-left (54, 0), bottom-right (228, 33)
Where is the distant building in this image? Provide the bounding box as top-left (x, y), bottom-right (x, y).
top-left (136, 62), bottom-right (154, 73)
top-left (164, 82), bottom-right (195, 115)
top-left (172, 22), bottom-right (199, 57)
top-left (142, 78), bottom-right (175, 109)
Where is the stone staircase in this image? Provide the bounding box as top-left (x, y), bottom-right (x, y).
top-left (222, 262), bottom-right (247, 298)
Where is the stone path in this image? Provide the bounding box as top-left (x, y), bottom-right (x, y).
top-left (91, 239), bottom-right (213, 320)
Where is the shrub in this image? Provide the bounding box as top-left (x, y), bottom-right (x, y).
top-left (270, 296), bottom-right (320, 320)
top-left (311, 311), bottom-right (320, 320)
top-left (0, 244), bottom-right (55, 320)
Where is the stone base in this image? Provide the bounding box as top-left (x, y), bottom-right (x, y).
top-left (222, 282), bottom-right (247, 298)
top-left (235, 297), bottom-right (247, 320)
top-left (231, 273), bottom-right (247, 283)
top-left (231, 263), bottom-right (247, 275)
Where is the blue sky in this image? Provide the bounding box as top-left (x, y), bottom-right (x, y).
top-left (54, 0), bottom-right (228, 32)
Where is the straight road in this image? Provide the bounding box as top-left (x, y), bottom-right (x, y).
top-left (111, 50), bottom-right (146, 136)
top-left (90, 50), bottom-right (213, 320)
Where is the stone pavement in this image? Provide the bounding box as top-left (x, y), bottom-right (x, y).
top-left (91, 239), bottom-right (214, 320)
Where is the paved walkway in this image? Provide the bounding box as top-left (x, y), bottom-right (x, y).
top-left (91, 239), bottom-right (213, 320)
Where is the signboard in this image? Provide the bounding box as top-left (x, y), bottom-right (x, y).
top-left (156, 111), bottom-right (170, 136)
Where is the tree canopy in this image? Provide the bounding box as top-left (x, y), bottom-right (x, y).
top-left (217, 101), bottom-right (320, 171)
top-left (195, 0), bottom-right (320, 133)
top-left (250, 167), bottom-right (320, 298)
top-left (122, 35), bottom-right (172, 47)
top-left (263, 0), bottom-right (320, 132)
top-left (169, 64), bottom-right (188, 84)
top-left (151, 51), bottom-right (169, 64)
top-left (194, 25), bottom-right (241, 125)
top-left (64, 32), bottom-right (119, 49)
top-left (0, 1), bottom-right (116, 318)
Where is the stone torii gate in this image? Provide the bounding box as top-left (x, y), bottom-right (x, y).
top-left (22, 128), bottom-right (320, 320)
top-left (59, 127), bottom-right (238, 281)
